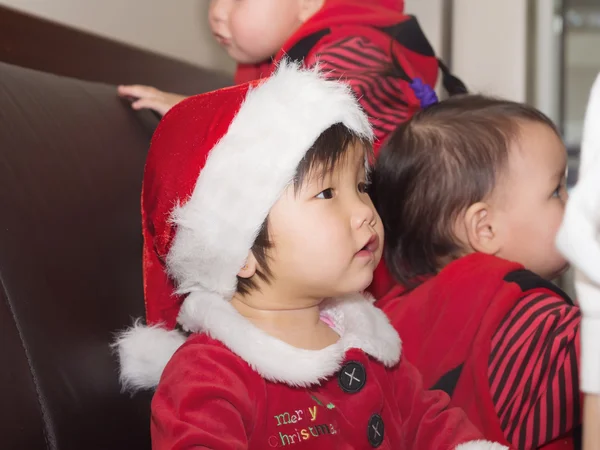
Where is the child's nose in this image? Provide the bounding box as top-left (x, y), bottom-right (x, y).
top-left (209, 0), bottom-right (227, 23)
top-left (352, 198), bottom-right (377, 230)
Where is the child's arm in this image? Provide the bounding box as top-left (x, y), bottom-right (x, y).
top-left (151, 341), bottom-right (258, 450)
top-left (394, 355), bottom-right (508, 450)
top-left (488, 292), bottom-right (581, 449)
top-left (117, 85), bottom-right (187, 116)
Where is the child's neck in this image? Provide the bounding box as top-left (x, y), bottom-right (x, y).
top-left (229, 292), bottom-right (340, 351)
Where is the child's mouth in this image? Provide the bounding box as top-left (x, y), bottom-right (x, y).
top-left (214, 34), bottom-right (231, 47)
top-left (356, 234), bottom-right (379, 258)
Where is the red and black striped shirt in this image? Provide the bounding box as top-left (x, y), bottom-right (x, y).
top-left (489, 292), bottom-right (581, 449)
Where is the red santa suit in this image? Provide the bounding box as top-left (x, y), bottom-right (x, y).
top-left (114, 63), bottom-right (502, 450)
top-left (150, 294), bottom-right (494, 449)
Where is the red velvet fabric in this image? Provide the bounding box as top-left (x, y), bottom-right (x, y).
top-left (151, 335), bottom-right (485, 449)
top-left (141, 83), bottom-right (254, 327)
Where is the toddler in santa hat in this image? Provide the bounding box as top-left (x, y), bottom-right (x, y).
top-left (115, 62), bottom-right (503, 450)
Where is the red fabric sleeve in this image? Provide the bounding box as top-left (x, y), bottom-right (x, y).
top-left (489, 293), bottom-right (582, 449)
top-left (393, 355), bottom-right (489, 449)
top-left (151, 341), bottom-right (260, 450)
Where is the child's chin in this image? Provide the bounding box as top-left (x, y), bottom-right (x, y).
top-left (542, 261), bottom-right (571, 281)
top-left (551, 262), bottom-right (571, 280)
top-left (353, 274), bottom-right (374, 294)
top-left (328, 269), bottom-right (375, 298)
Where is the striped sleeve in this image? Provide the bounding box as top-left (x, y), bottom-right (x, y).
top-left (304, 35), bottom-right (416, 144)
top-left (489, 292), bottom-right (581, 449)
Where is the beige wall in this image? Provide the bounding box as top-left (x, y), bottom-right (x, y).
top-left (406, 0), bottom-right (530, 102)
top-left (564, 31), bottom-right (600, 145)
top-left (452, 0), bottom-right (529, 102)
top-left (0, 0), bottom-right (235, 72)
top-left (404, 0), bottom-right (445, 57)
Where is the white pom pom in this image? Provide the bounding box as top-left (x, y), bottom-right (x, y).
top-left (113, 320), bottom-right (186, 391)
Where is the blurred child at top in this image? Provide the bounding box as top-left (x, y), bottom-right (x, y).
top-left (118, 0), bottom-right (463, 151)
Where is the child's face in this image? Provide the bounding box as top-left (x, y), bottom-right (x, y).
top-left (266, 142), bottom-right (384, 299)
top-left (492, 121), bottom-right (569, 279)
top-left (209, 0), bottom-right (305, 64)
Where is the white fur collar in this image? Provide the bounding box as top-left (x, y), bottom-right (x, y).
top-left (116, 292), bottom-right (401, 390)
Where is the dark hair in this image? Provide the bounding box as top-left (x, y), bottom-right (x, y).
top-left (236, 123), bottom-right (372, 295)
top-left (372, 94), bottom-right (559, 289)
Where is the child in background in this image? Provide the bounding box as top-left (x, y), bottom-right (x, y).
top-left (118, 0), bottom-right (462, 150)
top-left (373, 95), bottom-right (581, 449)
top-left (115, 63), bottom-right (502, 450)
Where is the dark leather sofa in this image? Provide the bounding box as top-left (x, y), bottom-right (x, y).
top-left (0, 7), bottom-right (231, 449)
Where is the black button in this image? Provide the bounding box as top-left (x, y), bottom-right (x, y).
top-left (368, 414), bottom-right (384, 447)
top-left (337, 361), bottom-right (366, 393)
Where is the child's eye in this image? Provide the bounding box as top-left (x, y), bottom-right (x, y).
top-left (358, 181), bottom-right (370, 194)
top-left (552, 182), bottom-right (565, 199)
top-left (316, 188), bottom-right (334, 199)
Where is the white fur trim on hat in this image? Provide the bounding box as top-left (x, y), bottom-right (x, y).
top-left (117, 292), bottom-right (400, 391)
top-left (454, 441), bottom-right (508, 450)
top-left (166, 61), bottom-right (373, 299)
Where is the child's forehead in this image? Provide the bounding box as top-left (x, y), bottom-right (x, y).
top-left (310, 141), bottom-right (369, 176)
top-left (509, 122), bottom-right (566, 170)
top-left (491, 122), bottom-right (566, 198)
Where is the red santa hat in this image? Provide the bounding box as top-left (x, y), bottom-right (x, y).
top-left (115, 61), bottom-right (373, 390)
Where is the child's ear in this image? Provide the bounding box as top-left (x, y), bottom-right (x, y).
top-left (298, 0), bottom-right (324, 22)
top-left (237, 252), bottom-right (258, 279)
top-left (463, 202), bottom-right (502, 255)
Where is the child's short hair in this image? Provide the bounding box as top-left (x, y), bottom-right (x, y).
top-left (237, 122), bottom-right (372, 295)
top-left (372, 95), bottom-right (559, 288)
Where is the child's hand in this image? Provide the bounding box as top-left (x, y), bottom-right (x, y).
top-left (556, 73), bottom-right (600, 394)
top-left (117, 85), bottom-right (187, 116)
